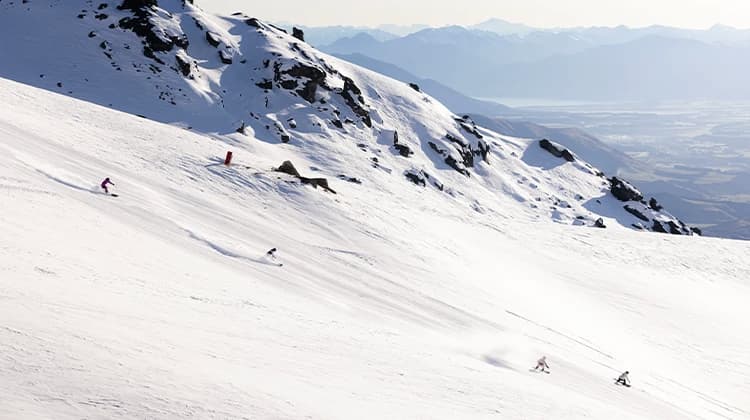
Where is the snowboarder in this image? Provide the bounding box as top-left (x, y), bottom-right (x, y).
top-left (616, 371), bottom-right (630, 387)
top-left (266, 248), bottom-right (277, 258)
top-left (100, 177), bottom-right (115, 194)
top-left (534, 356), bottom-right (550, 373)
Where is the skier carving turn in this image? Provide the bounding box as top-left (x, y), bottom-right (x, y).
top-left (616, 371), bottom-right (631, 387)
top-left (100, 177), bottom-right (115, 195)
top-left (534, 356), bottom-right (550, 373)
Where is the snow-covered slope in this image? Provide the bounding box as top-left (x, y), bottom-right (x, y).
top-left (2, 76), bottom-right (750, 420)
top-left (0, 0), bottom-right (697, 234)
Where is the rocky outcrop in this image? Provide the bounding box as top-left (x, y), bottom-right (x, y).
top-left (609, 177), bottom-right (643, 202)
top-left (275, 63), bottom-right (326, 103)
top-left (539, 139), bottom-right (575, 162)
top-left (292, 27), bottom-right (305, 42)
top-left (117, 1), bottom-right (188, 57)
top-left (624, 205), bottom-right (650, 222)
top-left (392, 131), bottom-right (413, 158)
top-left (652, 220), bottom-right (667, 234)
top-left (276, 161), bottom-right (336, 193)
top-left (404, 169), bottom-right (444, 191)
top-left (429, 141), bottom-right (470, 177)
top-left (175, 52), bottom-right (192, 76)
top-left (339, 76), bottom-right (372, 127)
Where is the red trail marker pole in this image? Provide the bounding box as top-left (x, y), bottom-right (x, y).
top-left (224, 151), bottom-right (233, 166)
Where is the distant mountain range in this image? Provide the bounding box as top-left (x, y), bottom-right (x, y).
top-left (319, 23), bottom-right (750, 100)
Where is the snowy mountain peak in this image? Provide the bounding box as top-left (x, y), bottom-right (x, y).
top-left (0, 0), bottom-right (698, 235)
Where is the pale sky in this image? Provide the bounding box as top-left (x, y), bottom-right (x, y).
top-left (200, 0), bottom-right (750, 29)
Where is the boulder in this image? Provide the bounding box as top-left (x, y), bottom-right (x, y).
top-left (610, 177), bottom-right (643, 202)
top-left (292, 27), bottom-right (305, 42)
top-left (276, 160), bottom-right (301, 177)
top-left (219, 50), bottom-right (233, 65)
top-left (206, 31), bottom-right (221, 48)
top-left (539, 139), bottom-right (575, 162)
top-left (275, 161), bottom-right (335, 193)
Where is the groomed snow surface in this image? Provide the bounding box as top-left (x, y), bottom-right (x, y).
top-left (1, 78), bottom-right (749, 419)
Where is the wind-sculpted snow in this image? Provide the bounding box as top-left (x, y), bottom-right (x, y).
top-left (0, 0), bottom-right (696, 234)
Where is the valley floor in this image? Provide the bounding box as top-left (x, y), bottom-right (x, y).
top-left (1, 78), bottom-right (749, 419)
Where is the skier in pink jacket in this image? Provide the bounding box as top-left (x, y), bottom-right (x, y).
top-left (100, 177), bottom-right (115, 194)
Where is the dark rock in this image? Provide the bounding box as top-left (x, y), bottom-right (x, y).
top-left (276, 160), bottom-right (301, 177)
top-left (337, 175), bottom-right (362, 184)
top-left (236, 122), bottom-right (246, 134)
top-left (649, 197), bottom-right (663, 211)
top-left (610, 177), bottom-right (643, 202)
top-left (292, 27), bottom-right (305, 42)
top-left (594, 218), bottom-right (607, 228)
top-left (300, 177), bottom-right (335, 193)
top-left (405, 171), bottom-right (426, 187)
top-left (279, 79), bottom-right (298, 90)
top-left (331, 119), bottom-right (343, 129)
top-left (394, 143), bottom-right (413, 157)
top-left (219, 50), bottom-right (233, 64)
top-left (255, 79), bottom-right (273, 90)
top-left (276, 161), bottom-right (335, 193)
top-left (445, 133), bottom-right (474, 168)
top-left (119, 0), bottom-right (158, 9)
top-left (118, 1), bottom-right (189, 55)
top-left (429, 141), bottom-right (470, 177)
top-left (339, 76), bottom-right (372, 127)
top-left (624, 205), bottom-right (650, 222)
top-left (175, 54), bottom-right (191, 76)
top-left (667, 221), bottom-right (683, 235)
top-left (98, 3), bottom-right (109, 10)
top-left (475, 139), bottom-right (490, 163)
top-left (691, 227), bottom-right (703, 236)
top-left (652, 220), bottom-right (667, 234)
top-left (245, 18), bottom-right (261, 28)
top-left (392, 131), bottom-right (413, 157)
top-left (276, 63), bottom-right (326, 103)
top-left (459, 122), bottom-right (483, 140)
top-left (206, 31), bottom-right (221, 47)
top-left (88, 31), bottom-right (97, 38)
top-left (269, 24), bottom-right (288, 34)
top-left (408, 83), bottom-right (420, 92)
top-left (539, 139), bottom-right (575, 162)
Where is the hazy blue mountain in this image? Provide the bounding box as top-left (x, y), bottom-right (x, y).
top-left (322, 26), bottom-right (594, 92)
top-left (486, 36), bottom-right (750, 100)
